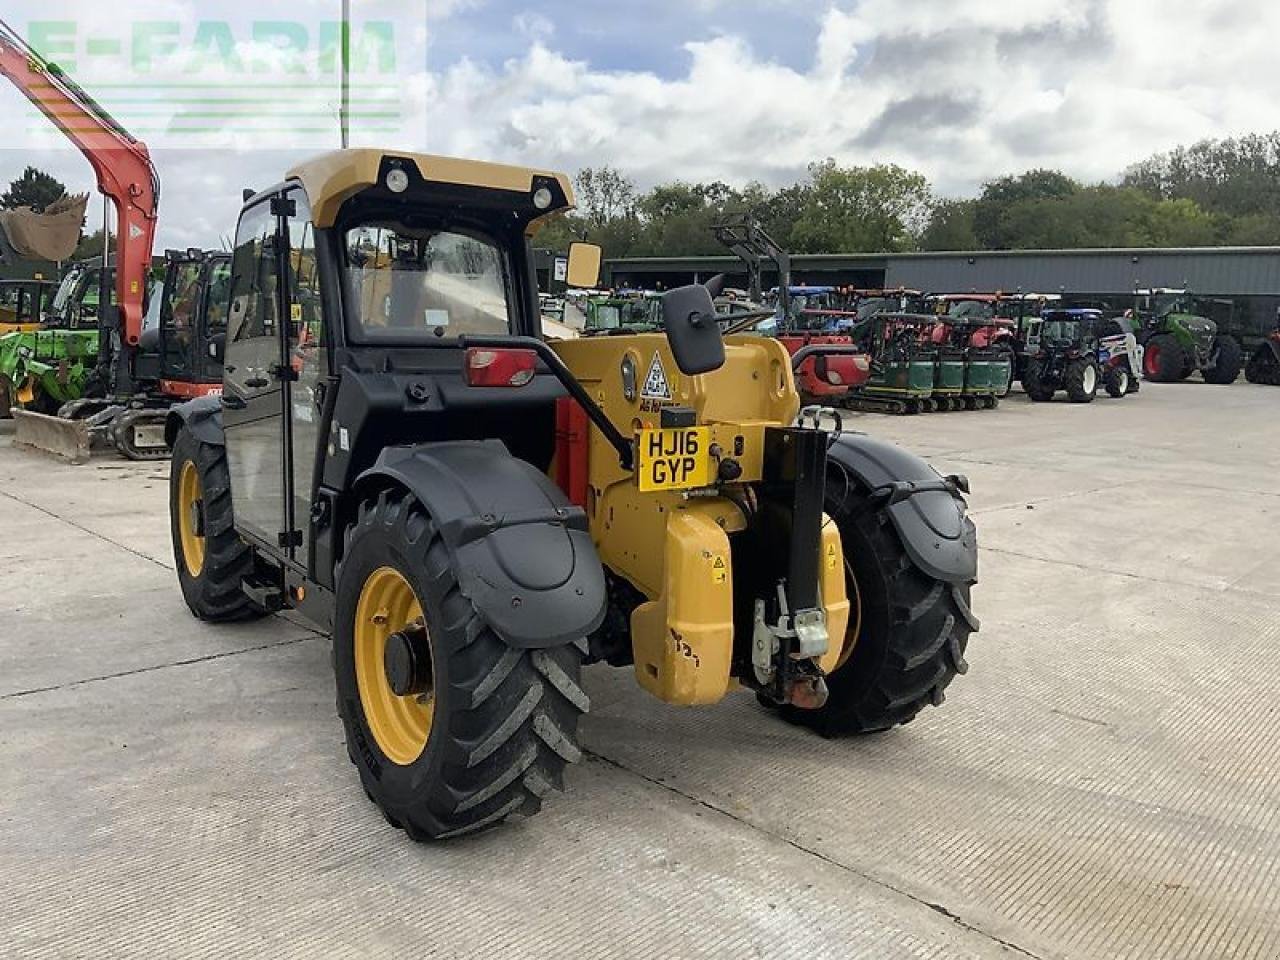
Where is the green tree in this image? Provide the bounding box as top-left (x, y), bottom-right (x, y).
top-left (788, 160), bottom-right (931, 254)
top-left (920, 199), bottom-right (979, 251)
top-left (1124, 132), bottom-right (1280, 219)
top-left (972, 169), bottom-right (1080, 248)
top-left (1, 166), bottom-right (68, 212)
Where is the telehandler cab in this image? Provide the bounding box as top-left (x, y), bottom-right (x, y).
top-left (168, 150), bottom-right (979, 841)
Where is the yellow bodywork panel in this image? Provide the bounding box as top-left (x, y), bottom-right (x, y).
top-left (631, 503), bottom-right (741, 705)
top-left (816, 519), bottom-right (853, 675)
top-left (286, 149), bottom-right (575, 232)
top-left (554, 333), bottom-right (851, 706)
top-left (552, 333), bottom-right (799, 599)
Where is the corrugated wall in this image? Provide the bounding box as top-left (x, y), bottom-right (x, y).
top-left (883, 249), bottom-right (1280, 296)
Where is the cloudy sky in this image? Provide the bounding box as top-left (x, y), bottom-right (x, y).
top-left (3, 0), bottom-right (1279, 249)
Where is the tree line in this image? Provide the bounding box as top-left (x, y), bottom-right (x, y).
top-left (538, 132), bottom-right (1280, 258)
top-left (6, 131), bottom-right (1280, 264)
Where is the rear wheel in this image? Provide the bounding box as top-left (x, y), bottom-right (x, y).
top-left (1246, 345), bottom-right (1280, 385)
top-left (1143, 334), bottom-right (1184, 383)
top-left (784, 483), bottom-right (976, 735)
top-left (169, 426), bottom-right (266, 621)
top-left (1104, 364), bottom-right (1129, 398)
top-left (334, 489), bottom-right (587, 841)
top-left (1022, 363), bottom-right (1055, 402)
top-left (1204, 335), bottom-right (1242, 384)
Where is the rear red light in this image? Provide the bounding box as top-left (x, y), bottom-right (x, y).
top-left (464, 347), bottom-right (538, 388)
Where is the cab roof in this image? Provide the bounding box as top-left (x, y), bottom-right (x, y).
top-left (285, 149), bottom-right (576, 229)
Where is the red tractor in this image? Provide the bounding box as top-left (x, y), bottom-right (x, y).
top-left (776, 286), bottom-right (869, 401)
top-left (928, 293), bottom-right (1022, 396)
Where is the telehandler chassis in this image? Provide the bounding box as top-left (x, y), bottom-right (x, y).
top-left (168, 150), bottom-right (979, 840)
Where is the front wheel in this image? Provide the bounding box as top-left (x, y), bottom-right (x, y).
top-left (1204, 335), bottom-right (1242, 385)
top-left (782, 482), bottom-right (977, 736)
top-left (1246, 345), bottom-right (1280, 385)
top-left (334, 489), bottom-right (588, 841)
top-left (1104, 363), bottom-right (1130, 398)
top-left (169, 426), bottom-right (266, 622)
top-left (1022, 363), bottom-right (1055, 402)
top-left (1065, 358), bottom-right (1099, 403)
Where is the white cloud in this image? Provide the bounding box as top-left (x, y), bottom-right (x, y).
top-left (5, 0), bottom-right (1280, 250)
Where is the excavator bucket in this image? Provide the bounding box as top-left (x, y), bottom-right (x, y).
top-left (12, 409), bottom-right (90, 464)
top-left (0, 193), bottom-right (89, 263)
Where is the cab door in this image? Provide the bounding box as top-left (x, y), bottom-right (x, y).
top-left (222, 197), bottom-right (287, 551)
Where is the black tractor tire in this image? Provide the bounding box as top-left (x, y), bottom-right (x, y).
top-left (782, 482), bottom-right (976, 736)
top-left (1022, 364), bottom-right (1055, 402)
top-left (1204, 335), bottom-right (1243, 385)
top-left (169, 426), bottom-right (266, 622)
top-left (334, 489), bottom-right (588, 841)
top-left (1245, 346), bottom-right (1280, 385)
top-left (1126, 364), bottom-right (1141, 394)
top-left (1104, 363), bottom-right (1130, 398)
top-left (1142, 334), bottom-right (1184, 383)
top-left (1065, 359), bottom-right (1099, 403)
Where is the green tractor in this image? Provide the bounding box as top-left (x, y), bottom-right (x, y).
top-left (1134, 289), bottom-right (1241, 384)
top-left (0, 259), bottom-right (109, 416)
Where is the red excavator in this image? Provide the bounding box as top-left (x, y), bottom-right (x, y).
top-left (0, 19), bottom-right (222, 459)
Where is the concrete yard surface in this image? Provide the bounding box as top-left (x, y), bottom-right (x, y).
top-left (1, 382), bottom-right (1278, 959)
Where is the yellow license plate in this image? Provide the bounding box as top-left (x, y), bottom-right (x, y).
top-left (637, 427), bottom-right (714, 492)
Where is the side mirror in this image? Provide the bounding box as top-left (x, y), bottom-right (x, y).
top-left (209, 333), bottom-right (226, 363)
top-left (566, 242), bottom-right (602, 289)
top-left (662, 283), bottom-right (725, 375)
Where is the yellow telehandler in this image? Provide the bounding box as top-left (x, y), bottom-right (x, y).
top-left (168, 150), bottom-right (978, 840)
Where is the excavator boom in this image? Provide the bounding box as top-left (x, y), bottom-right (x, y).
top-left (0, 18), bottom-right (158, 351)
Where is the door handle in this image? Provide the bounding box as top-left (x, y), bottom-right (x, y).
top-left (221, 395), bottom-right (248, 410)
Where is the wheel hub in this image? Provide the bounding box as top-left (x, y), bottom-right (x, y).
top-left (384, 625), bottom-right (432, 697)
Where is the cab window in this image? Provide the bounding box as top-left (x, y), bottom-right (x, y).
top-left (344, 225), bottom-right (511, 341)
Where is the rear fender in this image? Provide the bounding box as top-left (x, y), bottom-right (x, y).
top-left (356, 441), bottom-right (607, 649)
top-left (827, 433), bottom-right (977, 584)
top-left (166, 394), bottom-right (223, 449)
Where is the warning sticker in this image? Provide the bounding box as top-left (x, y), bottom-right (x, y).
top-left (825, 543), bottom-right (838, 571)
top-left (642, 352), bottom-right (673, 401)
top-left (712, 555), bottom-right (727, 584)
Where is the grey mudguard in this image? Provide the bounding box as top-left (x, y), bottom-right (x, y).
top-left (358, 441), bottom-right (607, 649)
top-left (165, 393), bottom-right (224, 448)
top-left (827, 433), bottom-right (978, 584)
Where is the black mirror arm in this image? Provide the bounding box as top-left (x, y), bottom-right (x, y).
top-left (460, 335), bottom-right (634, 471)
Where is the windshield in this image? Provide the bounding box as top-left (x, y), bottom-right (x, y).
top-left (857, 297), bottom-right (897, 321)
top-left (1041, 319), bottom-right (1080, 343)
top-left (586, 298), bottom-right (661, 333)
top-left (344, 225), bottom-right (511, 340)
top-left (946, 299), bottom-right (995, 319)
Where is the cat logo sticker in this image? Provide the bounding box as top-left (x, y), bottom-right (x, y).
top-left (641, 352), bottom-right (673, 401)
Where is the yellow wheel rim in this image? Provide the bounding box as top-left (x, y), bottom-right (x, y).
top-left (835, 561), bottom-right (863, 672)
top-left (354, 567), bottom-right (434, 766)
top-left (177, 461), bottom-right (206, 577)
